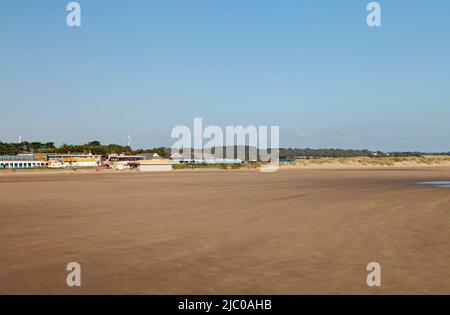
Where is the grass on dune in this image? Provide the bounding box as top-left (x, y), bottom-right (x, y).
top-left (283, 156), bottom-right (450, 166)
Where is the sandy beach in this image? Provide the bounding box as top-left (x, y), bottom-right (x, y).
top-left (1, 168), bottom-right (450, 294)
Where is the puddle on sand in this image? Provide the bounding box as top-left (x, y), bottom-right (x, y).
top-left (417, 181), bottom-right (450, 188)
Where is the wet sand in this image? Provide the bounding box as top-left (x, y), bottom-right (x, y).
top-left (1, 168), bottom-right (450, 294)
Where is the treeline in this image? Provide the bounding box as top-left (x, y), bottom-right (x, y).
top-left (1, 141), bottom-right (448, 159)
top-left (147, 146), bottom-right (447, 160)
top-left (0, 141), bottom-right (169, 157)
top-left (0, 141), bottom-right (56, 155)
top-left (279, 148), bottom-right (375, 159)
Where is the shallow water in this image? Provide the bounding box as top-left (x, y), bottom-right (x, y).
top-left (418, 181), bottom-right (450, 188)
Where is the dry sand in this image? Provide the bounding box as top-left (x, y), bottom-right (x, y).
top-left (1, 168), bottom-right (450, 294)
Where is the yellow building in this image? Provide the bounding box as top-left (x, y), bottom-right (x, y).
top-left (47, 153), bottom-right (102, 167)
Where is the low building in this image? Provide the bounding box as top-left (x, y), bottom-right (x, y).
top-left (170, 156), bottom-right (243, 165)
top-left (203, 159), bottom-right (243, 164)
top-left (106, 154), bottom-right (144, 170)
top-left (0, 155), bottom-right (48, 168)
top-left (47, 153), bottom-right (102, 167)
top-left (133, 159), bottom-right (172, 172)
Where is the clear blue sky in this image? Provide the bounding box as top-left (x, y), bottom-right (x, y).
top-left (1, 0), bottom-right (449, 151)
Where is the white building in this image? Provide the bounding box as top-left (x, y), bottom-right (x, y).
top-left (136, 159), bottom-right (172, 172)
top-left (0, 155), bottom-right (48, 168)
